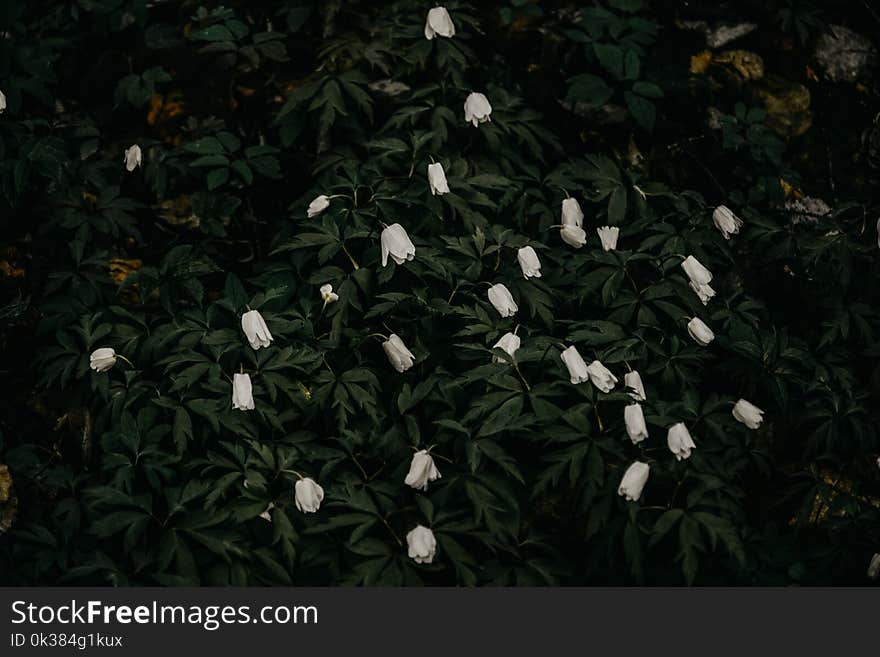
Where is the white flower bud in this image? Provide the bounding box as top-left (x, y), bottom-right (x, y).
top-left (624, 403), bottom-right (649, 444)
top-left (732, 398), bottom-right (764, 429)
top-left (667, 422), bottom-right (696, 461)
top-left (124, 144), bottom-right (142, 172)
top-left (320, 284), bottom-right (338, 304)
top-left (561, 198), bottom-right (584, 227)
top-left (383, 334), bottom-right (416, 372)
top-left (618, 461), bottom-right (650, 502)
top-left (487, 283), bottom-right (518, 318)
top-left (687, 317), bottom-right (714, 346)
top-left (295, 477), bottom-right (324, 513)
top-left (560, 345), bottom-right (590, 384)
top-left (406, 525), bottom-right (437, 564)
top-left (427, 162), bottom-right (450, 195)
top-left (492, 332), bottom-right (521, 362)
top-left (517, 246), bottom-right (542, 278)
top-left (464, 92), bottom-right (492, 127)
top-left (307, 194), bottom-right (330, 218)
top-left (713, 205), bottom-right (743, 239)
top-left (404, 450), bottom-right (441, 491)
top-left (586, 359), bottom-right (618, 393)
top-left (232, 373), bottom-right (255, 411)
top-left (596, 226), bottom-right (619, 251)
top-left (381, 223), bottom-right (416, 267)
top-left (89, 348), bottom-right (117, 372)
top-left (424, 6), bottom-right (455, 40)
top-left (624, 370), bottom-right (646, 401)
top-left (241, 310), bottom-right (274, 350)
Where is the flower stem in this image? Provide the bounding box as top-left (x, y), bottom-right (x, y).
top-left (341, 243), bottom-right (359, 270)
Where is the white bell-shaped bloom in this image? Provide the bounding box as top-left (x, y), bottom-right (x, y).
top-left (624, 403), bottom-right (649, 444)
top-left (89, 348), bottom-right (117, 372)
top-left (517, 246), bottom-right (542, 279)
top-left (681, 255), bottom-right (712, 286)
top-left (868, 553), bottom-right (880, 580)
top-left (427, 162), bottom-right (450, 195)
top-left (492, 332), bottom-right (521, 362)
top-left (732, 398), bottom-right (764, 429)
top-left (424, 6), bottom-right (455, 40)
top-left (383, 334), bottom-right (416, 372)
top-left (586, 359), bottom-right (618, 393)
top-left (560, 345), bottom-right (590, 384)
top-left (241, 310), bottom-right (273, 350)
top-left (618, 461), bottom-right (650, 502)
top-left (294, 477), bottom-right (324, 513)
top-left (667, 422), bottom-right (696, 461)
top-left (259, 503), bottom-right (275, 522)
top-left (690, 281), bottom-right (716, 305)
top-left (561, 198), bottom-right (584, 227)
top-left (464, 92), bottom-right (492, 127)
top-left (624, 370), bottom-right (646, 401)
top-left (713, 205), bottom-right (743, 239)
top-left (320, 284), bottom-right (338, 304)
top-left (596, 226), bottom-right (620, 251)
top-left (232, 373), bottom-right (255, 411)
top-left (404, 450), bottom-right (441, 491)
top-left (687, 317), bottom-right (714, 346)
top-left (380, 223), bottom-right (416, 267)
top-left (124, 144), bottom-right (142, 172)
top-left (307, 194), bottom-right (330, 218)
top-left (560, 224), bottom-right (587, 248)
top-left (0, 90), bottom-right (6, 113)
top-left (487, 283), bottom-right (518, 318)
top-left (406, 525), bottom-right (437, 564)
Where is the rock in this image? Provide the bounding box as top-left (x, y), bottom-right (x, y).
top-left (368, 79), bottom-right (411, 97)
top-left (679, 21), bottom-right (757, 48)
top-left (814, 25), bottom-right (877, 83)
top-left (785, 196), bottom-right (831, 225)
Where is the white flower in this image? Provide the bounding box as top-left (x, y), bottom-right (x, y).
top-left (404, 450), bottom-right (441, 491)
top-left (561, 198), bottom-right (584, 227)
top-left (241, 310), bottom-right (273, 350)
top-left (383, 334), bottom-right (416, 372)
top-left (618, 461), bottom-right (650, 502)
top-left (624, 370), bottom-right (646, 401)
top-left (713, 205), bottom-right (743, 239)
top-left (320, 284), bottom-right (338, 304)
top-left (424, 6), bottom-right (455, 40)
top-left (123, 144), bottom-right (142, 172)
top-left (687, 317), bottom-right (714, 346)
top-left (0, 90), bottom-right (6, 113)
top-left (406, 525), bottom-right (437, 564)
top-left (868, 553), bottom-right (880, 580)
top-left (681, 255), bottom-right (715, 304)
top-left (624, 403), bottom-right (649, 444)
top-left (464, 92), bottom-right (492, 127)
top-left (492, 332), bottom-right (521, 362)
top-left (560, 224), bottom-right (587, 248)
top-left (732, 398), bottom-right (764, 429)
top-left (294, 477), bottom-right (324, 513)
top-left (596, 226), bottom-right (620, 251)
top-left (307, 194), bottom-right (330, 218)
top-left (89, 347), bottom-right (117, 372)
top-left (667, 422), bottom-right (696, 461)
top-left (381, 223), bottom-right (416, 267)
top-left (259, 503), bottom-right (275, 522)
top-left (586, 359), bottom-right (618, 393)
top-left (560, 345), bottom-right (590, 384)
top-left (232, 373), bottom-right (255, 411)
top-left (427, 162), bottom-right (450, 195)
top-left (517, 246), bottom-right (542, 279)
top-left (487, 283), bottom-right (518, 318)
top-left (681, 255), bottom-right (712, 286)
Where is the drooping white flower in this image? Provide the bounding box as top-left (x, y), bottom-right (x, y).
top-left (681, 255), bottom-right (715, 305)
top-left (380, 223), bottom-right (416, 267)
top-left (404, 450), bottom-right (441, 491)
top-left (487, 283), bottom-right (518, 318)
top-left (618, 461), bottom-right (650, 502)
top-left (624, 403), bottom-right (649, 444)
top-left (713, 205), bottom-right (743, 239)
top-left (406, 525), bottom-right (437, 564)
top-left (320, 283), bottom-right (338, 304)
top-left (732, 398), bottom-right (764, 429)
top-left (492, 332), bottom-right (521, 362)
top-left (561, 198), bottom-right (584, 228)
top-left (259, 503), bottom-right (275, 522)
top-left (560, 345), bottom-right (590, 384)
top-left (868, 553), bottom-right (880, 580)
top-left (596, 226), bottom-right (620, 251)
top-left (667, 422), bottom-right (696, 461)
top-left (383, 334), bottom-right (416, 372)
top-left (124, 144), bottom-right (142, 172)
top-left (294, 477), bottom-right (324, 513)
top-left (560, 224), bottom-right (587, 248)
top-left (624, 370), bottom-right (646, 401)
top-left (464, 92), bottom-right (492, 127)
top-left (427, 162), bottom-right (450, 195)
top-left (517, 246), bottom-right (542, 279)
top-left (241, 310), bottom-right (273, 350)
top-left (424, 6), bottom-right (455, 40)
top-left (307, 194), bottom-right (330, 218)
top-left (687, 317), bottom-right (714, 347)
top-left (0, 90), bottom-right (6, 113)
top-left (586, 359), bottom-right (618, 393)
top-left (232, 373), bottom-right (255, 411)
top-left (89, 348), bottom-right (117, 372)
